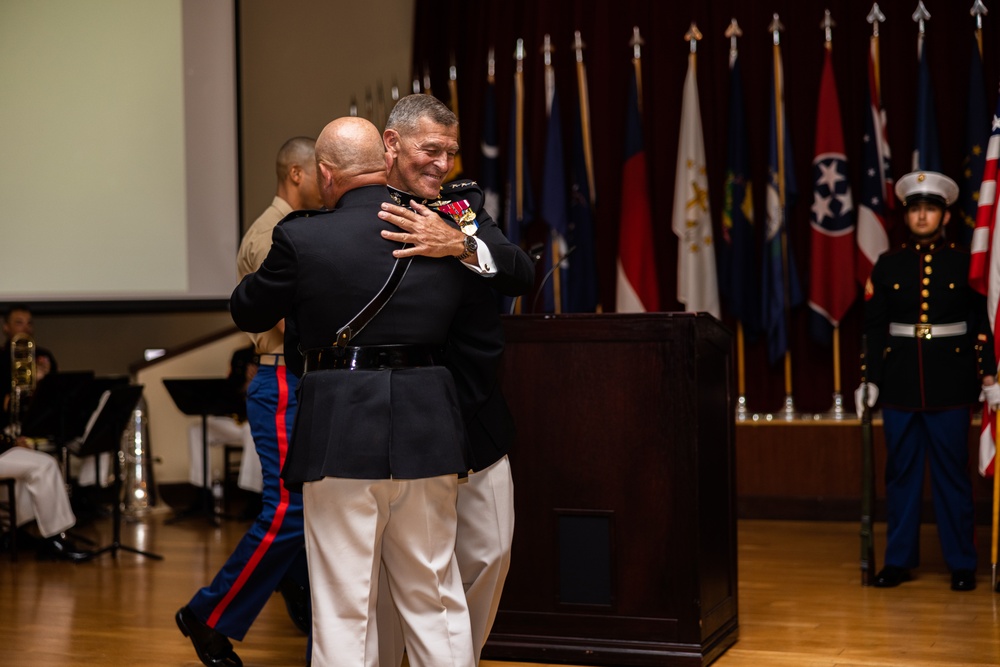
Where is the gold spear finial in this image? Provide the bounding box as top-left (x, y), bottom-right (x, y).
top-left (685, 22), bottom-right (703, 54)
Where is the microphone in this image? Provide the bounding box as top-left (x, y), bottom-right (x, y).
top-left (508, 243), bottom-right (547, 315)
top-left (531, 245), bottom-right (577, 313)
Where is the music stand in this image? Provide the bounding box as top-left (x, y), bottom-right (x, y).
top-left (19, 371), bottom-right (99, 545)
top-left (20, 371), bottom-right (95, 445)
top-left (162, 378), bottom-right (243, 525)
top-left (76, 384), bottom-right (162, 561)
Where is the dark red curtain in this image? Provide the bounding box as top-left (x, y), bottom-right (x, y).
top-left (411, 0), bottom-right (1000, 414)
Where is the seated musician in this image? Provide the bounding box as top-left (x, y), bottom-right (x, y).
top-left (0, 304), bottom-right (88, 560)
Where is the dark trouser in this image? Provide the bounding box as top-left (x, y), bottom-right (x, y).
top-left (882, 407), bottom-right (977, 572)
top-left (188, 364), bottom-right (307, 640)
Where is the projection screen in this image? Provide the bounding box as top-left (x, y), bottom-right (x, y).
top-left (0, 0), bottom-right (239, 308)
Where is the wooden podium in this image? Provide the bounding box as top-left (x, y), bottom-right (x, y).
top-left (482, 313), bottom-right (737, 667)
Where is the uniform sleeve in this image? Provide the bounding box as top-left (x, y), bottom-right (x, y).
top-left (863, 261), bottom-right (889, 387)
top-left (450, 182), bottom-right (535, 297)
top-left (230, 225), bottom-right (298, 333)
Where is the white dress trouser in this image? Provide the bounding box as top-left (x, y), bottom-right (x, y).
top-left (304, 474), bottom-right (474, 667)
top-left (0, 447), bottom-right (76, 538)
top-left (378, 455), bottom-right (515, 665)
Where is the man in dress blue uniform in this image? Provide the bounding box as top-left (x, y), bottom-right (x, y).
top-left (858, 170), bottom-right (999, 591)
top-left (231, 116), bottom-right (476, 667)
top-left (374, 94), bottom-right (533, 663)
top-left (176, 137), bottom-right (322, 667)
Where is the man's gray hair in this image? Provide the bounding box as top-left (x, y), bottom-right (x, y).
top-left (385, 94), bottom-right (457, 134)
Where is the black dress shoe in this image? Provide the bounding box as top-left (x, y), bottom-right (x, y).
top-left (37, 534), bottom-right (92, 563)
top-left (951, 569), bottom-right (976, 591)
top-left (175, 605), bottom-right (243, 667)
top-left (277, 575), bottom-right (312, 635)
top-left (873, 565), bottom-right (912, 588)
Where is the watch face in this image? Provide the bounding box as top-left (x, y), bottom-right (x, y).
top-left (465, 236), bottom-right (478, 252)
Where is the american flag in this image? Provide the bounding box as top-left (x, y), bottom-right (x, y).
top-left (969, 101), bottom-right (1000, 477)
top-left (856, 39), bottom-right (892, 287)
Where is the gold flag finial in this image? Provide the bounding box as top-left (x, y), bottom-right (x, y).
top-left (685, 22), bottom-right (703, 54)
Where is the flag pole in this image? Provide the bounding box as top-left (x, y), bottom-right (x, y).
top-left (819, 10), bottom-right (847, 420)
top-left (726, 18), bottom-right (750, 421)
top-left (631, 27), bottom-right (644, 114)
top-left (444, 53), bottom-right (463, 181)
top-left (514, 39), bottom-right (525, 223)
top-left (542, 34), bottom-right (563, 314)
top-left (513, 38), bottom-right (525, 315)
top-left (573, 31), bottom-right (596, 206)
top-left (770, 14), bottom-right (796, 420)
top-left (993, 413), bottom-right (999, 591)
top-left (972, 0), bottom-right (987, 57)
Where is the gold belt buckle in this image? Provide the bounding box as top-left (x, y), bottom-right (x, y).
top-left (915, 323), bottom-right (932, 339)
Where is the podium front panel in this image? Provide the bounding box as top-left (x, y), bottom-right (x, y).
top-left (483, 313), bottom-right (737, 667)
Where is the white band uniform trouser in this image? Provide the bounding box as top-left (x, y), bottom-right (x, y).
top-left (378, 455), bottom-right (515, 665)
top-left (304, 474), bottom-right (474, 667)
top-left (0, 447), bottom-right (75, 538)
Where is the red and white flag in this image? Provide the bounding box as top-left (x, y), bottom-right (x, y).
top-left (856, 38), bottom-right (892, 287)
top-left (969, 103), bottom-right (1000, 476)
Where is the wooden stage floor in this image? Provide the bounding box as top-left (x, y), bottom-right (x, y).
top-left (2, 508), bottom-right (1000, 666)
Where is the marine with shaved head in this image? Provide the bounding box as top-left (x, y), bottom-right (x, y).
top-left (231, 116), bottom-right (475, 667)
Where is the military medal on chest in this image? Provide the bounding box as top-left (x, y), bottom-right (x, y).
top-left (435, 199), bottom-right (479, 236)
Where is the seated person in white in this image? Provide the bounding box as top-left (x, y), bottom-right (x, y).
top-left (0, 438), bottom-right (91, 561)
top-left (186, 345), bottom-right (259, 490)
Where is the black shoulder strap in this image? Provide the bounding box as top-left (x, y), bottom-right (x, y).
top-left (334, 251), bottom-right (413, 347)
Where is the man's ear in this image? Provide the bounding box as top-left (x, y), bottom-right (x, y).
top-left (288, 164), bottom-right (303, 185)
top-left (943, 209), bottom-right (951, 226)
top-left (383, 129), bottom-right (400, 156)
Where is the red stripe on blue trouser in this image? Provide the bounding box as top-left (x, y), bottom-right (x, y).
top-left (188, 365), bottom-right (307, 641)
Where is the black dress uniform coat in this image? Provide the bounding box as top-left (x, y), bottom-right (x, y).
top-left (230, 185), bottom-right (471, 488)
top-left (864, 240), bottom-right (995, 409)
top-left (392, 180), bottom-right (534, 472)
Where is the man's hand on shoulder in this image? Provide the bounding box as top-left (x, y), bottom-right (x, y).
top-left (378, 202), bottom-right (467, 259)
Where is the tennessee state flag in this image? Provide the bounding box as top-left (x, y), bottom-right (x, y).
top-left (808, 45), bottom-right (855, 341)
top-left (615, 64), bottom-right (659, 312)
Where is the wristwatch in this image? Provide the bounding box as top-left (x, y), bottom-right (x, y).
top-left (455, 234), bottom-right (478, 260)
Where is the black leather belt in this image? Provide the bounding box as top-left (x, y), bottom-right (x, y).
top-left (303, 345), bottom-right (437, 372)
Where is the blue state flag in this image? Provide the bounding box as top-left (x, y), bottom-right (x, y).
top-left (480, 76), bottom-right (501, 221)
top-left (504, 87), bottom-right (533, 249)
top-left (912, 36), bottom-right (941, 171)
top-left (959, 35), bottom-right (988, 248)
top-left (720, 51), bottom-right (759, 334)
top-left (761, 53), bottom-right (803, 365)
top-left (567, 92), bottom-right (598, 313)
top-left (539, 87), bottom-right (568, 313)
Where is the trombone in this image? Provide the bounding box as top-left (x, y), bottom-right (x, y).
top-left (8, 333), bottom-right (35, 438)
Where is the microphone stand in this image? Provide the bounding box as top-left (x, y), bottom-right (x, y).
top-left (532, 245), bottom-right (577, 313)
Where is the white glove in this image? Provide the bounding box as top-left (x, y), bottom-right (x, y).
top-left (855, 382), bottom-right (879, 419)
top-left (980, 383), bottom-right (1000, 412)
